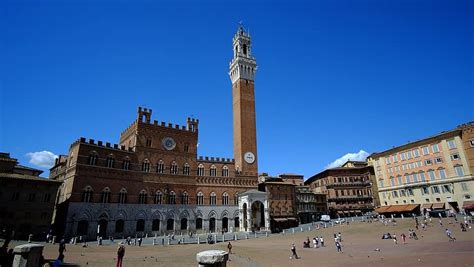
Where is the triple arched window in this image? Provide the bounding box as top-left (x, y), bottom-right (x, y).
top-left (142, 159), bottom-right (150, 172)
top-left (81, 186), bottom-right (93, 202)
top-left (168, 191), bottom-right (176, 204)
top-left (183, 163), bottom-right (190, 175)
top-left (210, 165), bottom-right (217, 177)
top-left (154, 190), bottom-right (162, 204)
top-left (210, 192), bottom-right (217, 205)
top-left (118, 188), bottom-right (127, 204)
top-left (101, 187), bottom-right (111, 203)
top-left (106, 155), bottom-right (114, 168)
top-left (197, 164), bottom-right (204, 176)
top-left (170, 161), bottom-right (178, 175)
top-left (157, 160), bottom-right (164, 173)
top-left (138, 190), bottom-right (147, 204)
top-left (222, 192), bottom-right (229, 205)
top-left (181, 191), bottom-right (189, 205)
top-left (88, 153), bottom-right (98, 165)
top-left (197, 192), bottom-right (204, 205)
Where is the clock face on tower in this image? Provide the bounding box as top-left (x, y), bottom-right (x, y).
top-left (162, 137), bottom-right (176, 151)
top-left (244, 152), bottom-right (255, 164)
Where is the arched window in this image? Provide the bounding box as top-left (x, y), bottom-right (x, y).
top-left (122, 157), bottom-right (130, 170)
top-left (81, 186), bottom-right (93, 202)
top-left (170, 161), bottom-right (178, 175)
top-left (118, 188), bottom-right (127, 204)
top-left (222, 192), bottom-right (229, 205)
top-left (136, 219), bottom-right (145, 232)
top-left (142, 159), bottom-right (150, 172)
top-left (138, 190), bottom-right (147, 204)
top-left (115, 220), bottom-right (124, 233)
top-left (106, 154), bottom-right (114, 168)
top-left (210, 192), bottom-right (216, 205)
top-left (197, 192), bottom-right (204, 205)
top-left (197, 164), bottom-right (204, 176)
top-left (100, 187), bottom-right (111, 203)
top-left (169, 191), bottom-right (176, 204)
top-left (222, 166), bottom-right (229, 177)
top-left (243, 44), bottom-right (248, 55)
top-left (152, 219), bottom-right (160, 231)
top-left (234, 193), bottom-right (239, 206)
top-left (183, 163), bottom-right (190, 175)
top-left (157, 160), bottom-right (164, 174)
top-left (154, 190), bottom-right (162, 204)
top-left (181, 191), bottom-right (189, 205)
top-left (88, 152), bottom-right (98, 165)
top-left (210, 165), bottom-right (217, 177)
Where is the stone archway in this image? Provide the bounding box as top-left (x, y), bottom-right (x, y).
top-left (251, 200), bottom-right (265, 230)
top-left (98, 219), bottom-right (108, 238)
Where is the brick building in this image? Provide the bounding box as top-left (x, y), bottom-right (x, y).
top-left (258, 176), bottom-right (298, 232)
top-left (50, 27), bottom-right (269, 239)
top-left (0, 153), bottom-right (61, 240)
top-left (305, 164), bottom-right (375, 218)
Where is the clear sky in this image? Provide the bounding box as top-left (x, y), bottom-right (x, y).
top-left (1, 0), bottom-right (473, 179)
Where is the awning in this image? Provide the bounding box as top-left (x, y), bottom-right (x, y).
top-left (337, 211), bottom-right (344, 214)
top-left (375, 206), bottom-right (390, 213)
top-left (462, 201), bottom-right (474, 210)
top-left (420, 203), bottom-right (432, 209)
top-left (343, 211), bottom-right (350, 214)
top-left (432, 203), bottom-right (445, 209)
top-left (273, 218), bottom-right (287, 222)
top-left (287, 217), bottom-right (298, 221)
top-left (384, 204), bottom-right (419, 213)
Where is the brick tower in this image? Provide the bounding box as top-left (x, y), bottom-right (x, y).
top-left (229, 26), bottom-right (258, 176)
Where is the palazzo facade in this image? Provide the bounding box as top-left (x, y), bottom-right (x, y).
top-left (50, 27), bottom-right (269, 240)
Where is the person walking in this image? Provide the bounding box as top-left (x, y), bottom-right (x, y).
top-left (445, 229), bottom-right (456, 242)
top-left (116, 242), bottom-right (125, 267)
top-left (290, 244), bottom-right (298, 259)
top-left (401, 233), bottom-right (406, 244)
top-left (320, 236), bottom-right (325, 247)
top-left (312, 238), bottom-right (317, 248)
top-left (392, 234), bottom-right (398, 245)
top-left (227, 242), bottom-right (232, 254)
top-left (335, 241), bottom-right (343, 253)
top-left (58, 239), bottom-right (66, 262)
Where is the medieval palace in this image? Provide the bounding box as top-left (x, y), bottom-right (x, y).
top-left (49, 27), bottom-right (270, 239)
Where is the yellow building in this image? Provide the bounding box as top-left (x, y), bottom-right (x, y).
top-left (368, 122), bottom-right (474, 214)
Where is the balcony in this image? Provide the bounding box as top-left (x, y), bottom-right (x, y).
top-left (326, 181), bottom-right (371, 188)
top-left (327, 195), bottom-right (373, 201)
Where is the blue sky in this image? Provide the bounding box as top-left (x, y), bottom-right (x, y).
top-left (1, 0), bottom-right (472, 179)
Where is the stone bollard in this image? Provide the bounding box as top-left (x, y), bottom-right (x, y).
top-left (401, 214), bottom-right (404, 219)
top-left (196, 250), bottom-right (229, 267)
top-left (153, 238), bottom-right (156, 246)
top-left (213, 235), bottom-right (217, 244)
top-left (13, 244), bottom-right (44, 267)
top-left (254, 232), bottom-right (257, 238)
top-left (73, 237), bottom-right (77, 245)
top-left (167, 238), bottom-right (170, 245)
top-left (234, 234), bottom-right (237, 241)
top-left (308, 226), bottom-right (311, 231)
top-left (28, 234), bottom-right (33, 243)
top-left (197, 236), bottom-right (200, 244)
top-left (282, 229), bottom-right (285, 235)
top-left (265, 232), bottom-right (268, 237)
top-left (292, 229), bottom-right (295, 233)
top-left (222, 235), bottom-right (225, 242)
top-left (245, 234), bottom-right (248, 239)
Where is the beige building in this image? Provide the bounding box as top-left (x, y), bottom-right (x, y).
top-left (368, 122), bottom-right (474, 214)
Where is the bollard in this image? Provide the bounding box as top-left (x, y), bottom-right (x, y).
top-left (52, 236), bottom-right (56, 244)
top-left (324, 223), bottom-right (327, 228)
top-left (245, 234), bottom-right (248, 239)
top-left (214, 235), bottom-right (217, 244)
top-left (73, 237), bottom-right (77, 245)
top-left (266, 232), bottom-right (268, 237)
top-left (308, 226), bottom-right (310, 231)
top-left (234, 234), bottom-right (237, 241)
top-left (13, 244), bottom-right (44, 267)
top-left (282, 229), bottom-right (285, 235)
top-left (153, 238), bottom-right (156, 246)
top-left (292, 228), bottom-right (295, 234)
top-left (28, 234), bottom-right (33, 243)
top-left (401, 214), bottom-right (404, 219)
top-left (222, 234), bottom-right (225, 242)
top-left (167, 238), bottom-right (170, 245)
top-left (198, 236), bottom-right (200, 244)
top-left (254, 232), bottom-right (257, 238)
top-left (196, 250), bottom-right (229, 267)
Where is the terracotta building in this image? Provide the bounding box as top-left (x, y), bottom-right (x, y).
top-left (258, 175), bottom-right (298, 232)
top-left (368, 122), bottom-right (474, 215)
top-left (305, 164), bottom-right (375, 218)
top-left (50, 27), bottom-right (271, 240)
top-left (0, 153), bottom-right (61, 240)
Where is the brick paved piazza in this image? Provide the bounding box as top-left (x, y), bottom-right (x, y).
top-left (12, 218), bottom-right (474, 266)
